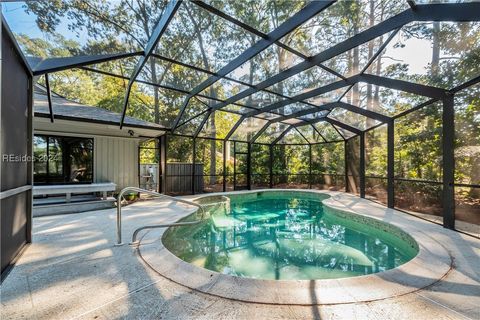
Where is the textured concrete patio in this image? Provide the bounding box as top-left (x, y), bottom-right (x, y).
top-left (1, 191), bottom-right (479, 320)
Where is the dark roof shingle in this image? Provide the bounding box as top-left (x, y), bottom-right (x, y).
top-left (34, 85), bottom-right (165, 130)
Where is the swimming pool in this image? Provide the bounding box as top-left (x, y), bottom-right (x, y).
top-left (162, 191), bottom-right (419, 280)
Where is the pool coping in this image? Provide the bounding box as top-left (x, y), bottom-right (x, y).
top-left (138, 189), bottom-right (453, 305)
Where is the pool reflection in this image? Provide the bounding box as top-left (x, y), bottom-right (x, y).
top-left (163, 196), bottom-right (414, 280)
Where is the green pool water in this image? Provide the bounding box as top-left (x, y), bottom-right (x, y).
top-left (162, 191), bottom-right (418, 280)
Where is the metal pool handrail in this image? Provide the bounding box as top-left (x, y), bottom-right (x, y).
top-left (116, 187), bottom-right (206, 245)
top-left (130, 195), bottom-right (230, 245)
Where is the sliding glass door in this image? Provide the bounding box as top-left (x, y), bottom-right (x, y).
top-left (33, 135), bottom-right (93, 184)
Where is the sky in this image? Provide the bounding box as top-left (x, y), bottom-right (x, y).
top-left (2, 2), bottom-right (89, 46)
top-left (382, 33), bottom-right (433, 76)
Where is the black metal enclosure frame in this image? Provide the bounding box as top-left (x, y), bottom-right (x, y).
top-left (3, 1), bottom-right (480, 234)
top-left (1, 21), bottom-right (34, 280)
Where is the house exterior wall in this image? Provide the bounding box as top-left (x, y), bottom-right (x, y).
top-left (34, 124), bottom-right (140, 191)
top-left (94, 136), bottom-right (139, 191)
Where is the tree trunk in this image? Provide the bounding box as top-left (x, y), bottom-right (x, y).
top-left (352, 29), bottom-right (360, 107)
top-left (137, 9), bottom-right (161, 125)
top-left (372, 1), bottom-right (386, 116)
top-left (470, 157), bottom-right (480, 198)
top-left (366, 0), bottom-right (375, 128)
top-left (346, 50), bottom-right (353, 105)
top-left (149, 59), bottom-right (160, 124)
top-left (348, 4), bottom-right (361, 193)
top-left (274, 10), bottom-right (288, 184)
top-left (185, 5), bottom-right (217, 183)
top-left (431, 22), bottom-right (441, 78)
top-left (209, 106), bottom-right (217, 184)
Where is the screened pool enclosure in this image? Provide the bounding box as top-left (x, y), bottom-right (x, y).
top-left (3, 0), bottom-right (479, 234)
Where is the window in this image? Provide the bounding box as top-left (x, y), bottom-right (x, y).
top-left (33, 135), bottom-right (93, 185)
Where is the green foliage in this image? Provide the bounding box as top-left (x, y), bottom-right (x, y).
top-left (394, 103), bottom-right (443, 181)
top-left (11, 1), bottom-right (479, 198)
top-left (312, 142), bottom-right (345, 175)
top-left (272, 145), bottom-right (309, 175)
top-left (139, 140), bottom-right (159, 164)
top-left (252, 144), bottom-right (270, 175)
top-left (167, 136), bottom-right (193, 163)
top-left (195, 138), bottom-right (224, 176)
top-left (365, 125), bottom-right (387, 176)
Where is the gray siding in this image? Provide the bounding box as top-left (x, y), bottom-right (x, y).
top-left (94, 136), bottom-right (139, 191)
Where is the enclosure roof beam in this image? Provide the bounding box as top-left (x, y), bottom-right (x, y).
top-left (191, 0), bottom-right (346, 81)
top-left (450, 74), bottom-right (480, 93)
top-left (334, 101), bottom-right (391, 122)
top-left (193, 111), bottom-right (211, 138)
top-left (28, 51), bottom-right (142, 76)
top-left (2, 18), bottom-right (33, 75)
top-left (86, 58), bottom-right (441, 127)
top-left (207, 5), bottom-right (414, 111)
top-left (172, 1), bottom-right (334, 130)
top-left (269, 103), bottom-right (337, 123)
top-left (81, 66), bottom-right (191, 95)
top-left (245, 72), bottom-right (446, 119)
top-left (149, 53), bottom-right (318, 109)
top-left (190, 0), bottom-right (306, 59)
top-left (207, 2), bottom-right (479, 112)
top-left (80, 66), bottom-right (250, 119)
top-left (250, 122), bottom-right (271, 144)
top-left (272, 125), bottom-right (294, 145)
top-left (191, 0), bottom-right (267, 39)
top-left (245, 80), bottom-right (350, 117)
top-left (309, 124), bottom-right (328, 143)
top-left (293, 127), bottom-right (312, 145)
top-left (324, 118), bottom-right (362, 135)
top-left (119, 0), bottom-right (182, 128)
top-left (184, 0), bottom-right (333, 96)
top-left (392, 98), bottom-right (439, 120)
top-left (293, 118), bottom-right (324, 127)
top-left (361, 28), bottom-right (400, 75)
top-left (176, 109), bottom-right (209, 131)
top-left (270, 100), bottom-right (391, 125)
top-left (338, 27), bottom-right (401, 101)
top-left (357, 74), bottom-right (446, 99)
top-left (44, 74), bottom-right (55, 123)
top-left (224, 116), bottom-right (246, 141)
top-left (295, 117), bottom-right (361, 137)
top-left (330, 121), bottom-right (347, 141)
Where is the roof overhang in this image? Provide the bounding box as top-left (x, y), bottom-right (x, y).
top-left (34, 114), bottom-right (165, 139)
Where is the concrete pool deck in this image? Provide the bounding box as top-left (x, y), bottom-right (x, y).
top-left (1, 190), bottom-right (479, 319)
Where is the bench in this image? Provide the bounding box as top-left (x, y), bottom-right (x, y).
top-left (33, 182), bottom-right (116, 202)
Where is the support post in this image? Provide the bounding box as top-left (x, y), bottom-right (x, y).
top-left (308, 144), bottom-right (312, 189)
top-left (387, 120), bottom-right (395, 208)
top-left (159, 135), bottom-right (167, 194)
top-left (45, 73), bottom-right (54, 123)
top-left (156, 139), bottom-right (161, 193)
top-left (359, 132), bottom-right (366, 198)
top-left (192, 138), bottom-right (196, 195)
top-left (223, 140), bottom-right (227, 192)
top-left (344, 140), bottom-right (349, 193)
top-left (247, 143), bottom-right (252, 190)
top-left (27, 77), bottom-right (34, 244)
top-left (137, 143), bottom-right (141, 189)
top-left (442, 95), bottom-right (455, 229)
top-left (269, 145), bottom-right (274, 188)
top-left (233, 142), bottom-right (237, 189)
